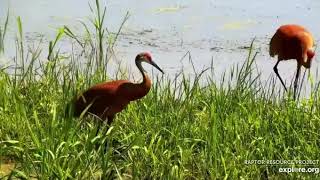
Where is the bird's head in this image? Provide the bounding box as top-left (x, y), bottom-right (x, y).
top-left (307, 49), bottom-right (315, 59)
top-left (135, 52), bottom-right (164, 73)
top-left (303, 48), bottom-right (315, 68)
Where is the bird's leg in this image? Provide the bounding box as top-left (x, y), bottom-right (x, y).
top-left (293, 64), bottom-right (302, 100)
top-left (297, 69), bottom-right (307, 100)
top-left (94, 107), bottom-right (111, 136)
top-left (95, 120), bottom-right (102, 136)
top-left (100, 115), bottom-right (115, 154)
top-left (95, 115), bottom-right (114, 152)
top-left (96, 115), bottom-right (114, 136)
top-left (273, 60), bottom-right (288, 92)
top-left (106, 115), bottom-right (115, 126)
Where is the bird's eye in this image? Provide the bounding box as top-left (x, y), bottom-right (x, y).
top-left (144, 55), bottom-right (150, 61)
top-left (143, 54), bottom-right (152, 62)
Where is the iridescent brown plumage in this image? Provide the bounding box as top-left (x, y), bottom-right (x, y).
top-left (269, 24), bottom-right (315, 99)
top-left (73, 52), bottom-right (164, 125)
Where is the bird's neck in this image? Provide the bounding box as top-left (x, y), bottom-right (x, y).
top-left (133, 60), bottom-right (152, 99)
top-left (136, 60), bottom-right (147, 83)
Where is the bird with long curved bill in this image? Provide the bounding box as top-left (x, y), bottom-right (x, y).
top-left (71, 52), bottom-right (164, 134)
top-left (269, 24), bottom-right (315, 100)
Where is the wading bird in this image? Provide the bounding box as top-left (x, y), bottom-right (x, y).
top-left (269, 24), bottom-right (315, 99)
top-left (73, 52), bottom-right (164, 127)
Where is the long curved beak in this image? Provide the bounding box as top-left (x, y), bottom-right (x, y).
top-left (150, 60), bottom-right (164, 74)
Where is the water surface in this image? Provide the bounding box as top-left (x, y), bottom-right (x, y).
top-left (1, 0), bottom-right (320, 93)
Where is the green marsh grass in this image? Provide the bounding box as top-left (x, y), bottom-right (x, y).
top-left (1, 1), bottom-right (320, 179)
top-left (0, 10), bottom-right (9, 55)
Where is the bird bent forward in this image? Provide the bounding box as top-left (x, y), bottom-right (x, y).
top-left (269, 24), bottom-right (315, 99)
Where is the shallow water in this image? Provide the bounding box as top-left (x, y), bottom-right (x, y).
top-left (1, 0), bottom-right (320, 95)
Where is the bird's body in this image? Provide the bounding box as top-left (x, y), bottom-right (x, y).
top-left (73, 52), bottom-right (163, 125)
top-left (270, 24), bottom-right (314, 67)
top-left (74, 79), bottom-right (150, 123)
top-left (269, 24), bottom-right (315, 99)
